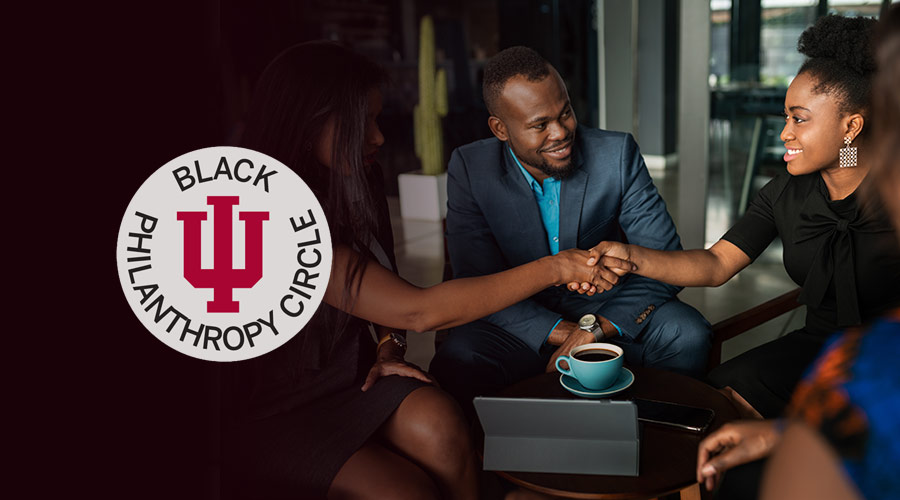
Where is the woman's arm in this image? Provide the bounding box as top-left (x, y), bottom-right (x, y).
top-left (760, 421), bottom-right (862, 500)
top-left (324, 245), bottom-right (624, 333)
top-left (590, 239), bottom-right (753, 287)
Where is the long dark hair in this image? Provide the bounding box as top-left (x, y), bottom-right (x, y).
top-left (241, 41), bottom-right (387, 342)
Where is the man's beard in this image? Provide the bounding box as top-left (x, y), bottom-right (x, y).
top-left (534, 156), bottom-right (577, 180)
top-left (513, 136), bottom-right (578, 180)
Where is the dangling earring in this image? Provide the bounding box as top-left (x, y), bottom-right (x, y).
top-left (839, 136), bottom-right (857, 168)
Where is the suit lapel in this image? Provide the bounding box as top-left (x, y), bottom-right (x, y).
top-left (500, 147), bottom-right (551, 259)
top-left (560, 146), bottom-right (587, 250)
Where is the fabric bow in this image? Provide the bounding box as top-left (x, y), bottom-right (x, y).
top-left (793, 189), bottom-right (893, 327)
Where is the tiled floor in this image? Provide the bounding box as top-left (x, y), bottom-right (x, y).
top-left (390, 162), bottom-right (805, 371)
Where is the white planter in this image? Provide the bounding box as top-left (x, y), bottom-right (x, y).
top-left (397, 170), bottom-right (448, 221)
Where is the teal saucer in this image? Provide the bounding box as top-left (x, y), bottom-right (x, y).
top-left (560, 367), bottom-right (635, 399)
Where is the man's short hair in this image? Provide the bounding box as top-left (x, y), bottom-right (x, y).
top-left (482, 46), bottom-right (550, 116)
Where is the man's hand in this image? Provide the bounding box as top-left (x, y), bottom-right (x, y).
top-left (566, 242), bottom-right (636, 294)
top-left (361, 339), bottom-right (436, 391)
top-left (544, 316), bottom-right (618, 372)
top-left (696, 420), bottom-right (781, 491)
top-left (551, 248), bottom-right (634, 295)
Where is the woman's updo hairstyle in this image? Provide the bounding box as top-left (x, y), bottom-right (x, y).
top-left (797, 15), bottom-right (877, 117)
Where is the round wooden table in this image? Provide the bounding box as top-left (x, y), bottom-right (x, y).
top-left (475, 366), bottom-right (741, 499)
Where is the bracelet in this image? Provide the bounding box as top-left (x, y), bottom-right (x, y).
top-left (377, 332), bottom-right (407, 352)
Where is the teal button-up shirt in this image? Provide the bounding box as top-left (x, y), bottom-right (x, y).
top-left (509, 146), bottom-right (561, 255)
top-left (508, 145), bottom-right (624, 340)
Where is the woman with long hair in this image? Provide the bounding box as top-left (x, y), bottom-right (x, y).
top-left (224, 41), bottom-right (622, 500)
top-left (587, 13), bottom-right (900, 423)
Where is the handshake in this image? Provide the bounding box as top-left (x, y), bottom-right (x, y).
top-left (549, 241), bottom-right (636, 296)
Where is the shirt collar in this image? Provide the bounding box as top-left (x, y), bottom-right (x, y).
top-left (509, 145), bottom-right (557, 194)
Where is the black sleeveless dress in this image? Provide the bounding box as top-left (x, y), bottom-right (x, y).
top-left (221, 173), bottom-right (428, 499)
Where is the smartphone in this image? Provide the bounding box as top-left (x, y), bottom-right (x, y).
top-left (633, 398), bottom-right (715, 433)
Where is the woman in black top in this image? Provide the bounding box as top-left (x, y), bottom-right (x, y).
top-left (585, 15), bottom-right (900, 420)
top-left (224, 42), bottom-right (620, 500)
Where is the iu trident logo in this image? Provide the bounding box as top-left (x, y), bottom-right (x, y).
top-left (177, 196), bottom-right (269, 313)
top-left (117, 146), bottom-right (332, 362)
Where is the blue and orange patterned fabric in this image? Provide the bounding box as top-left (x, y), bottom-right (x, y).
top-left (788, 308), bottom-right (900, 498)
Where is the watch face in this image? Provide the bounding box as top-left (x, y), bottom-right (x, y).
top-left (390, 332), bottom-right (407, 347)
top-left (578, 314), bottom-right (598, 329)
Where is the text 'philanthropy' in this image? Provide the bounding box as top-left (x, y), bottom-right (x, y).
top-left (116, 147), bottom-right (332, 362)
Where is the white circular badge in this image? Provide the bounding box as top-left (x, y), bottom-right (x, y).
top-left (116, 146), bottom-right (332, 361)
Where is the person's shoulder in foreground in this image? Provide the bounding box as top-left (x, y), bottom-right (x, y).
top-left (787, 308), bottom-right (900, 499)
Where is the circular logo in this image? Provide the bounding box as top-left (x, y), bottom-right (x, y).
top-left (116, 146), bottom-right (332, 361)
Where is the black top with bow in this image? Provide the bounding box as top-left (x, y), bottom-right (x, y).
top-left (724, 172), bottom-right (900, 336)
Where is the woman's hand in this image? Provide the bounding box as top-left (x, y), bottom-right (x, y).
top-left (590, 241), bottom-right (634, 265)
top-left (361, 339), bottom-right (436, 391)
top-left (552, 246), bottom-right (635, 294)
top-left (696, 420), bottom-right (781, 491)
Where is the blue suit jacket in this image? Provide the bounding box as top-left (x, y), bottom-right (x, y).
top-left (446, 126), bottom-right (684, 352)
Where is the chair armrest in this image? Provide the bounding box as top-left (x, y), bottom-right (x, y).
top-left (707, 288), bottom-right (801, 372)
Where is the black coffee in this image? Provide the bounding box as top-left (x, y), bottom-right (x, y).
top-left (574, 349), bottom-right (618, 362)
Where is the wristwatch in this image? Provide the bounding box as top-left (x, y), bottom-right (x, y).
top-left (578, 314), bottom-right (605, 342)
top-left (378, 332), bottom-right (407, 353)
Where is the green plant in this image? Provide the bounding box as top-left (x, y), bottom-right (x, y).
top-left (413, 15), bottom-right (448, 175)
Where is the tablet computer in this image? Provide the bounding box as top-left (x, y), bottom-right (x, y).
top-left (473, 397), bottom-right (639, 476)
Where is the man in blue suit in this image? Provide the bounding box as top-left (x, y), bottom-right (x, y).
top-left (430, 46), bottom-right (711, 408)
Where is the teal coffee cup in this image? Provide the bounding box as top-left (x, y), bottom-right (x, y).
top-left (555, 343), bottom-right (624, 390)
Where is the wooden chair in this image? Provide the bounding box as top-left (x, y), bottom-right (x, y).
top-left (706, 287), bottom-right (802, 372)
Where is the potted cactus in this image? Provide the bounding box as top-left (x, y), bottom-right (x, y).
top-left (398, 15), bottom-right (449, 221)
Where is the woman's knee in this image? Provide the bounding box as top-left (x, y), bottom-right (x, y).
top-left (385, 387), bottom-right (474, 476)
top-left (329, 443), bottom-right (440, 500)
top-left (408, 387), bottom-right (471, 446)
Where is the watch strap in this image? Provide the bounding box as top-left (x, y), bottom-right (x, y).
top-left (377, 332), bottom-right (407, 351)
